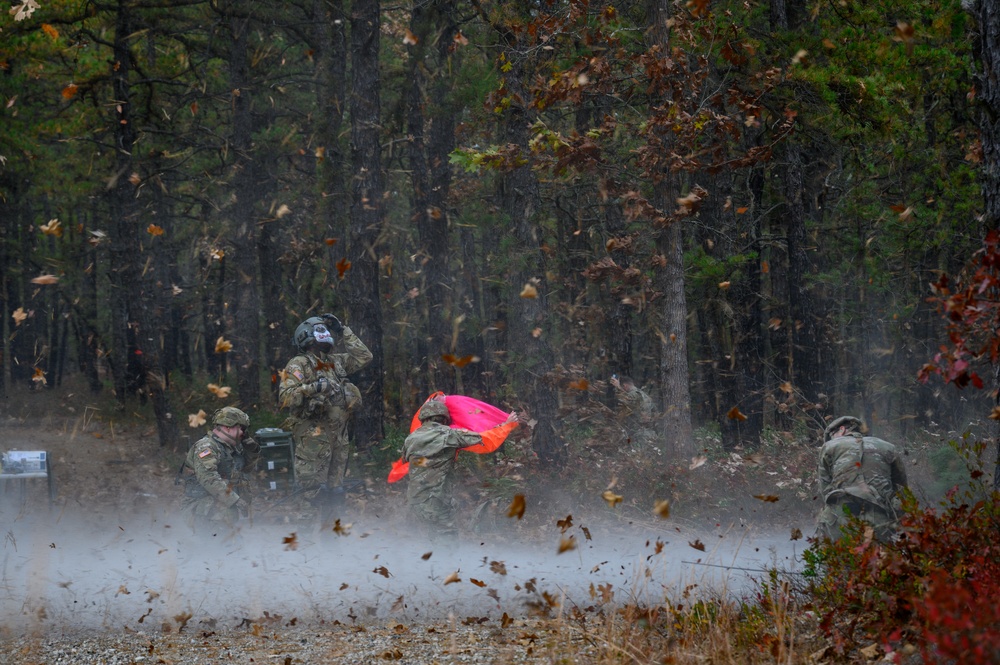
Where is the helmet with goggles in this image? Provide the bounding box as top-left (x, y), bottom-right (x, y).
top-left (293, 316), bottom-right (334, 353)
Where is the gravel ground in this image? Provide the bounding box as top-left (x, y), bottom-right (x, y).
top-left (3, 618), bottom-right (579, 664)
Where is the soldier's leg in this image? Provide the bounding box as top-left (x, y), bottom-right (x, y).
top-left (292, 422), bottom-right (334, 493)
top-left (326, 409), bottom-right (350, 488)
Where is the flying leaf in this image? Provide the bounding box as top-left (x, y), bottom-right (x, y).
top-left (726, 406), bottom-right (747, 421)
top-left (556, 515), bottom-right (573, 532)
top-left (12, 308), bottom-right (28, 326)
top-left (753, 494), bottom-right (780, 503)
top-left (790, 528), bottom-right (803, 541)
top-left (336, 257), bottom-right (352, 279)
top-left (453, 31), bottom-right (469, 46)
top-left (653, 500), bottom-right (671, 519)
top-left (507, 494), bottom-right (526, 519)
top-left (718, 281), bottom-right (730, 289)
top-left (188, 410), bottom-right (207, 428)
top-left (275, 204), bottom-right (291, 218)
top-left (31, 367), bottom-right (47, 385)
top-left (790, 49), bottom-right (808, 65)
top-left (403, 29), bottom-right (419, 46)
top-left (470, 578), bottom-right (486, 588)
top-left (761, 260), bottom-right (770, 274)
top-left (214, 337), bottom-right (233, 354)
top-left (31, 274), bottom-right (59, 285)
top-left (147, 224), bottom-right (164, 237)
top-left (736, 206), bottom-right (749, 214)
top-left (61, 83), bottom-right (78, 100)
top-left (210, 248), bottom-right (225, 260)
top-left (441, 354), bottom-right (478, 368)
top-left (779, 382), bottom-right (793, 394)
top-left (520, 283), bottom-right (538, 298)
top-left (567, 379), bottom-right (589, 391)
top-left (129, 173), bottom-right (142, 186)
top-left (10, 1), bottom-right (40, 21)
top-left (531, 327), bottom-right (543, 338)
top-left (601, 490), bottom-right (623, 507)
top-left (421, 552), bottom-right (432, 560)
top-left (373, 566), bottom-right (391, 578)
top-left (41, 23), bottom-right (59, 39)
top-left (689, 455), bottom-right (707, 470)
top-left (989, 406), bottom-right (1000, 421)
top-left (40, 219), bottom-right (62, 236)
top-left (558, 536), bottom-right (577, 554)
top-left (688, 539), bottom-right (705, 551)
top-left (325, 237), bottom-right (338, 246)
top-left (490, 560), bottom-right (507, 575)
top-left (207, 383), bottom-right (231, 399)
top-left (443, 571), bottom-right (461, 585)
top-left (332, 519), bottom-right (351, 536)
top-left (283, 533), bottom-right (299, 551)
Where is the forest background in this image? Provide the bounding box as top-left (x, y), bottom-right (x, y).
top-left (1, 0), bottom-right (999, 472)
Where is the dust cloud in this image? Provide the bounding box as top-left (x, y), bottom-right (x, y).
top-left (0, 501), bottom-right (805, 635)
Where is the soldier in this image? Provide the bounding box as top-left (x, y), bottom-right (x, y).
top-left (816, 416), bottom-right (908, 543)
top-left (403, 397), bottom-right (519, 541)
top-left (610, 374), bottom-right (656, 450)
top-left (181, 406), bottom-right (259, 532)
top-left (279, 314), bottom-right (372, 516)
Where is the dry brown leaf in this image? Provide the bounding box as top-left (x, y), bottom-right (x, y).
top-left (188, 410), bottom-right (207, 428)
top-left (601, 490), bottom-right (623, 507)
top-left (753, 494), bottom-right (780, 503)
top-left (30, 274), bottom-right (59, 285)
top-left (558, 536), bottom-right (577, 554)
top-left (507, 494), bottom-right (526, 519)
top-left (727, 406), bottom-right (747, 421)
top-left (688, 539), bottom-right (705, 551)
top-left (653, 500), bottom-right (670, 519)
top-left (520, 283), bottom-right (538, 298)
top-left (214, 336), bottom-right (233, 354)
top-left (443, 571), bottom-right (461, 585)
top-left (11, 307), bottom-right (28, 326)
top-left (283, 533), bottom-right (299, 551)
top-left (556, 515), bottom-right (573, 532)
top-left (689, 455), bottom-right (707, 470)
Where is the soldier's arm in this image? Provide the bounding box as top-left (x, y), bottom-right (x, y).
top-left (190, 445), bottom-right (240, 507)
top-left (891, 450), bottom-right (908, 491)
top-left (337, 327), bottom-right (374, 374)
top-left (279, 358), bottom-right (316, 409)
top-left (817, 447), bottom-right (833, 495)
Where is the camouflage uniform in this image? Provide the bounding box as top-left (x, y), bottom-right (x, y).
top-left (817, 431), bottom-right (908, 542)
top-left (403, 419), bottom-right (486, 539)
top-left (182, 412), bottom-right (256, 531)
top-left (617, 383), bottom-right (656, 450)
top-left (279, 325), bottom-right (372, 498)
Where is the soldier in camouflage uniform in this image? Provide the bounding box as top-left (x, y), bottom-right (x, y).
top-left (816, 416), bottom-right (908, 543)
top-left (403, 398), bottom-right (519, 540)
top-left (181, 406), bottom-right (259, 532)
top-left (279, 314), bottom-right (372, 513)
top-left (611, 375), bottom-right (656, 450)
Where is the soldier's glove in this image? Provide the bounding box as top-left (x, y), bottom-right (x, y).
top-left (243, 437), bottom-right (260, 454)
top-left (312, 377), bottom-right (330, 395)
top-left (235, 497), bottom-right (250, 517)
top-left (321, 313), bottom-right (345, 336)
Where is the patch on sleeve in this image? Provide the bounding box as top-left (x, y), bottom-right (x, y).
top-left (293, 371), bottom-right (304, 381)
top-left (198, 449), bottom-right (213, 458)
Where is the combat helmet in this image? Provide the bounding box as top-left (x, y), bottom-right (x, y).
top-left (418, 399), bottom-right (450, 423)
top-left (213, 406), bottom-right (250, 429)
top-left (824, 415), bottom-right (863, 442)
top-left (293, 316), bottom-right (331, 352)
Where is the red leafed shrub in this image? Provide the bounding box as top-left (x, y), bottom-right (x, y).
top-left (808, 481), bottom-right (1000, 664)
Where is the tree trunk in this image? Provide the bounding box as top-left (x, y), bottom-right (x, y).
top-left (226, 3), bottom-right (262, 411)
top-left (108, 0), bottom-right (177, 447)
top-left (970, 0), bottom-right (1000, 488)
top-left (348, 0), bottom-right (386, 449)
